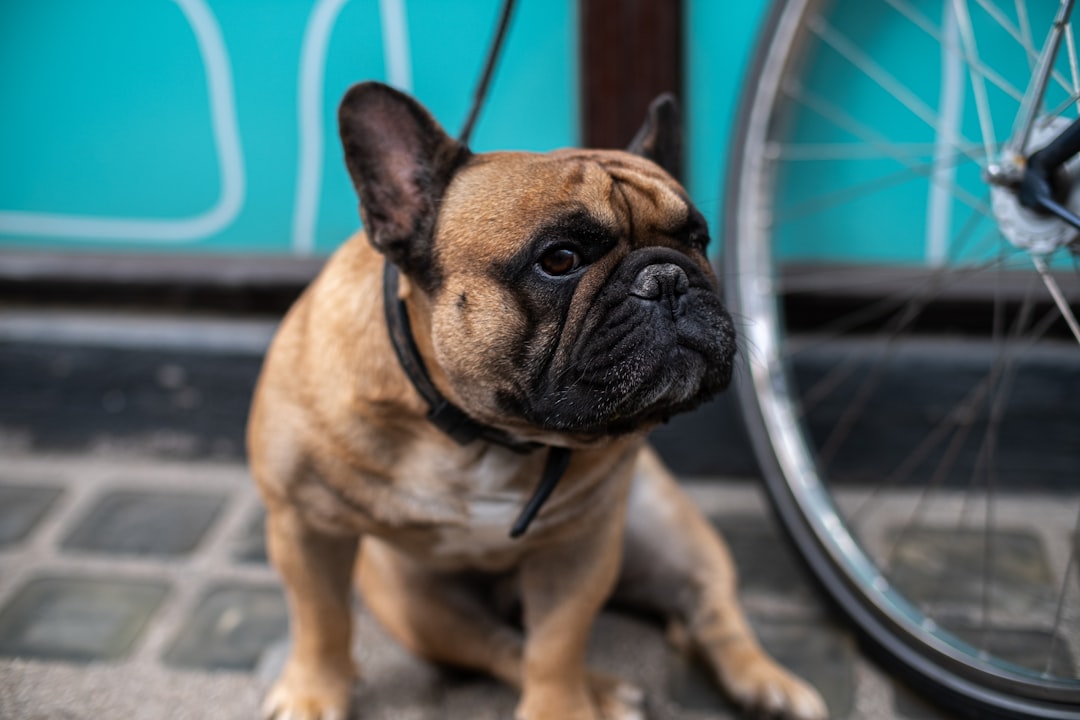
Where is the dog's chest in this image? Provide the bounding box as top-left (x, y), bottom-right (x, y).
top-left (425, 450), bottom-right (537, 568)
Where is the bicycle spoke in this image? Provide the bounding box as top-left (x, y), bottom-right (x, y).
top-left (976, 0), bottom-right (1037, 56)
top-left (1046, 504), bottom-right (1080, 675)
top-left (794, 263), bottom-right (1003, 416)
top-left (1033, 254), bottom-right (1080, 343)
top-left (814, 286), bottom-right (940, 469)
top-left (792, 217), bottom-right (1021, 417)
top-left (1067, 23), bottom-right (1080, 108)
top-left (973, 0), bottom-right (1076, 94)
top-left (775, 152), bottom-right (984, 224)
top-left (849, 275), bottom-right (1063, 532)
top-left (979, 252), bottom-right (1009, 639)
top-left (1046, 89), bottom-right (1080, 121)
top-left (772, 141), bottom-right (980, 161)
top-left (953, 0), bottom-right (999, 158)
top-left (977, 445), bottom-right (999, 643)
top-left (884, 274), bottom-right (1040, 590)
top-left (886, 0), bottom-right (1024, 103)
top-left (848, 364), bottom-right (991, 524)
top-left (808, 14), bottom-right (980, 150)
top-left (969, 268), bottom-right (1012, 637)
top-left (928, 1), bottom-right (968, 267)
top-left (787, 75), bottom-right (991, 169)
top-left (1010, 0), bottom-right (1077, 152)
top-left (1015, 0), bottom-right (1035, 69)
top-left (780, 83), bottom-right (992, 220)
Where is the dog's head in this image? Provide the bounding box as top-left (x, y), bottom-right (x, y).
top-left (339, 82), bottom-right (735, 442)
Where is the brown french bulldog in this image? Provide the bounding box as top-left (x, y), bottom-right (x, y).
top-left (247, 81), bottom-right (827, 720)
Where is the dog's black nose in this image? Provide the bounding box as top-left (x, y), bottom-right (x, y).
top-left (629, 262), bottom-right (689, 301)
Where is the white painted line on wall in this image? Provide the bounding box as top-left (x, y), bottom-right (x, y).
top-left (292, 0), bottom-right (352, 256)
top-left (291, 0), bottom-right (412, 255)
top-left (0, 0), bottom-right (246, 242)
top-left (926, 2), bottom-right (964, 267)
top-left (379, 0), bottom-right (413, 91)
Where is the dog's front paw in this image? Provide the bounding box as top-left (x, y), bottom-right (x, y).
top-left (516, 675), bottom-right (646, 720)
top-left (516, 685), bottom-right (600, 720)
top-left (588, 672), bottom-right (647, 720)
top-left (262, 663), bottom-right (355, 720)
top-left (723, 657), bottom-right (827, 720)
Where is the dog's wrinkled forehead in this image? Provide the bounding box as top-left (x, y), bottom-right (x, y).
top-left (435, 148), bottom-right (696, 265)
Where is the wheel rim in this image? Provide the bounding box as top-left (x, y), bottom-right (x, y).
top-left (726, 0), bottom-right (1080, 708)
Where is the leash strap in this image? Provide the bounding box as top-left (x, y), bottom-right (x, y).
top-left (509, 445), bottom-right (572, 538)
top-left (458, 0), bottom-right (518, 146)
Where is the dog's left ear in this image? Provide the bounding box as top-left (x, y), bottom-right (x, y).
top-left (338, 82), bottom-right (470, 289)
top-left (627, 93), bottom-right (682, 181)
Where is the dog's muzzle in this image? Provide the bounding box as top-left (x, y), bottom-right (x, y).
top-left (519, 248), bottom-right (736, 435)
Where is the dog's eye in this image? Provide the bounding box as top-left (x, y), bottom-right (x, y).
top-left (687, 231), bottom-right (709, 251)
top-left (538, 247), bottom-right (582, 276)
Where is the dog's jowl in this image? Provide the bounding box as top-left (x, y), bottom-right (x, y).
top-left (248, 81), bottom-right (827, 720)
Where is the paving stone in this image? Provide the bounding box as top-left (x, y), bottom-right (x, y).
top-left (62, 489), bottom-right (226, 557)
top-left (439, 678), bottom-right (520, 720)
top-left (667, 617), bottom-right (855, 718)
top-left (893, 682), bottom-right (955, 720)
top-left (345, 608), bottom-right (446, 716)
top-left (4, 450), bottom-right (1073, 720)
top-left (0, 576), bottom-right (168, 662)
top-left (755, 618), bottom-right (857, 718)
top-left (231, 507), bottom-right (267, 564)
top-left (0, 483), bottom-right (62, 546)
top-left (710, 514), bottom-right (819, 604)
top-left (666, 643), bottom-right (737, 716)
top-left (887, 527), bottom-right (1057, 619)
top-left (163, 584), bottom-right (287, 671)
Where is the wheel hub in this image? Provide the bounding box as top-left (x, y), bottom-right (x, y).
top-left (989, 116), bottom-right (1080, 256)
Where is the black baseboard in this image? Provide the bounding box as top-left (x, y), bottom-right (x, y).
top-left (4, 323), bottom-right (1076, 488)
top-left (0, 251), bottom-right (322, 315)
top-left (0, 332), bottom-right (755, 476)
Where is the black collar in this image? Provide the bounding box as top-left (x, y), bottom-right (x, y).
top-left (382, 260), bottom-right (571, 537)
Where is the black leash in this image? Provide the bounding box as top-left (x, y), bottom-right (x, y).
top-left (509, 443), bottom-right (572, 538)
top-left (383, 261), bottom-right (572, 537)
top-left (458, 0), bottom-right (518, 146)
top-left (383, 261), bottom-right (537, 452)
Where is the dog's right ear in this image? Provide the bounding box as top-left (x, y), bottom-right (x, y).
top-left (338, 82), bottom-right (470, 289)
top-left (627, 93), bottom-right (682, 181)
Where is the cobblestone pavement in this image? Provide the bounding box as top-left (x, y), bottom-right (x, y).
top-left (0, 453), bottom-right (975, 720)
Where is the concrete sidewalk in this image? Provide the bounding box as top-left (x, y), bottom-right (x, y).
top-left (2, 310), bottom-right (1019, 719)
top-left (0, 453), bottom-right (957, 720)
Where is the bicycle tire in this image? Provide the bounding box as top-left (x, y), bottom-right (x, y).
top-left (723, 1), bottom-right (1080, 717)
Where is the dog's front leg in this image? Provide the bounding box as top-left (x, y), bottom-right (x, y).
top-left (516, 506), bottom-right (632, 720)
top-left (263, 505), bottom-right (360, 720)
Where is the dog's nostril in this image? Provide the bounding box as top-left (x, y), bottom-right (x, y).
top-left (629, 263), bottom-right (689, 300)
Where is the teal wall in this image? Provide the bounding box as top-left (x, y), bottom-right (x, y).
top-left (7, 3), bottom-right (1070, 273)
top-left (685, 0), bottom-right (771, 250)
top-left (0, 0), bottom-right (578, 256)
top-left (0, 1), bottom-right (777, 258)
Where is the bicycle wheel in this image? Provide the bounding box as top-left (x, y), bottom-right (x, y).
top-left (724, 0), bottom-right (1080, 717)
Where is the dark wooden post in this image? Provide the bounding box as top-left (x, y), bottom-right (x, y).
top-left (580, 0), bottom-right (684, 159)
